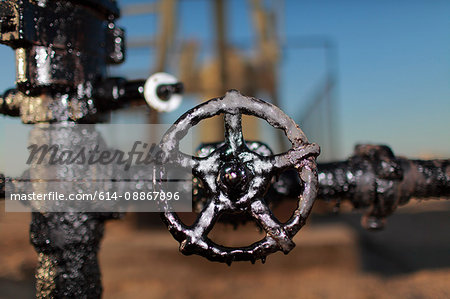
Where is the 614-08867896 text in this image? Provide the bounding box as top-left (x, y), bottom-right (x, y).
top-left (99, 191), bottom-right (181, 201)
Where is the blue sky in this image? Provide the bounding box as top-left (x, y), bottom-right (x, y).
top-left (285, 0), bottom-right (450, 159)
top-left (0, 0), bottom-right (448, 159)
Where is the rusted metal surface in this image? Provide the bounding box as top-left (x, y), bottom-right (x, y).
top-left (159, 90), bottom-right (320, 264)
top-left (0, 126), bottom-right (127, 298)
top-left (0, 0), bottom-right (126, 297)
top-left (0, 0), bottom-right (140, 123)
top-left (26, 125), bottom-right (122, 298)
top-left (31, 212), bottom-right (120, 298)
top-left (317, 145), bottom-right (450, 229)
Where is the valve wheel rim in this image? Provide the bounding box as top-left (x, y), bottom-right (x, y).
top-left (160, 90), bottom-right (320, 263)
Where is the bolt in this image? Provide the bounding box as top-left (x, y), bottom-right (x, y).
top-left (0, 14), bottom-right (16, 34)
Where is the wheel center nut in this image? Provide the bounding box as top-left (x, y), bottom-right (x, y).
top-left (218, 162), bottom-right (252, 195)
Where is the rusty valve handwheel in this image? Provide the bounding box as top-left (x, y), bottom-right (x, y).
top-left (160, 90), bottom-right (320, 264)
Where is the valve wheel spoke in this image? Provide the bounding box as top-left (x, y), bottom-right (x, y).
top-left (172, 151), bottom-right (219, 183)
top-left (192, 198), bottom-right (222, 239)
top-left (250, 198), bottom-right (295, 253)
top-left (180, 197), bottom-right (223, 253)
top-left (180, 152), bottom-right (220, 194)
top-left (224, 113), bottom-right (244, 151)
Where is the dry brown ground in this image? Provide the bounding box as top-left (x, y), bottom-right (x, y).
top-left (1, 201), bottom-right (449, 299)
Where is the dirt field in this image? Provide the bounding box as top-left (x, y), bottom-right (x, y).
top-left (1, 201), bottom-right (450, 299)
